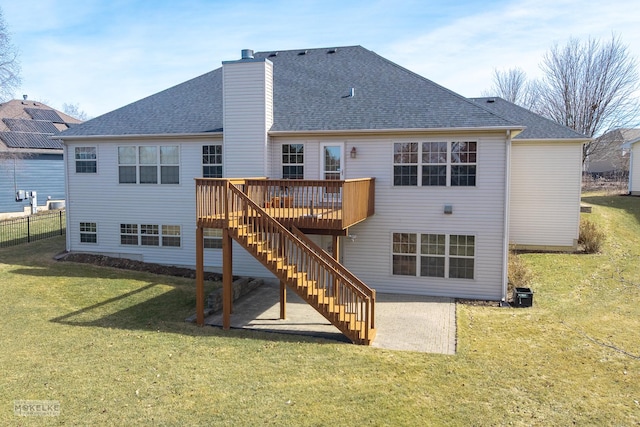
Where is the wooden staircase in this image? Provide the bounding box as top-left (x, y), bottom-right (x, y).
top-left (223, 183), bottom-right (376, 345)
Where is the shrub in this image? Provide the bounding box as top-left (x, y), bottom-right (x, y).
top-left (579, 218), bottom-right (606, 254)
top-left (508, 251), bottom-right (534, 298)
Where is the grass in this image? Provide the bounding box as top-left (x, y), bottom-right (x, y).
top-left (1, 193), bottom-right (639, 425)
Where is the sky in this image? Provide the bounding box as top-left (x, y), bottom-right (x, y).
top-left (2, 0), bottom-right (640, 119)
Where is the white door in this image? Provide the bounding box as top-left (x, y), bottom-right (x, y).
top-left (321, 143), bottom-right (344, 180)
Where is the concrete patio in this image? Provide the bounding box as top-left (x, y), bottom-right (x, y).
top-left (204, 282), bottom-right (456, 354)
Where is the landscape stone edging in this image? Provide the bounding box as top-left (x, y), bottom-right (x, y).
top-left (185, 277), bottom-right (264, 322)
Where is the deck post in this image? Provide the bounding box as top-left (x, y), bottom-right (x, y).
top-left (195, 225), bottom-right (205, 326)
top-left (222, 227), bottom-right (233, 329)
top-left (332, 235), bottom-right (340, 301)
top-left (280, 280), bottom-right (287, 319)
top-left (279, 232), bottom-right (286, 319)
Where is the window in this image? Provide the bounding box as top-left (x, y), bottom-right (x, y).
top-left (420, 234), bottom-right (445, 277)
top-left (160, 146), bottom-right (180, 184)
top-left (203, 145), bottom-right (223, 178)
top-left (75, 147), bottom-right (97, 173)
top-left (140, 224), bottom-right (159, 246)
top-left (448, 235), bottom-right (475, 279)
top-left (120, 224), bottom-right (139, 245)
top-left (451, 142), bottom-right (477, 186)
top-left (282, 144), bottom-right (304, 179)
top-left (120, 224), bottom-right (181, 247)
top-left (392, 233), bottom-right (417, 276)
top-left (118, 145), bottom-right (180, 184)
top-left (421, 142), bottom-right (447, 186)
top-left (393, 143), bottom-right (418, 186)
top-left (162, 225), bottom-right (181, 247)
top-left (204, 228), bottom-right (223, 249)
top-left (392, 233), bottom-right (475, 279)
top-left (393, 141), bottom-right (476, 187)
top-left (79, 222), bottom-right (97, 243)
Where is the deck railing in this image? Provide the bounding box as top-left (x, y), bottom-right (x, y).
top-left (196, 178), bottom-right (375, 230)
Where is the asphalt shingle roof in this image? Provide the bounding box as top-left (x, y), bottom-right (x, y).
top-left (471, 97), bottom-right (589, 140)
top-left (61, 46), bottom-right (522, 138)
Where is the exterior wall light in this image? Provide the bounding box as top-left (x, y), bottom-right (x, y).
top-left (350, 147), bottom-right (357, 158)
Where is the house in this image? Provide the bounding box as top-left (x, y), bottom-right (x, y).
top-left (626, 131), bottom-right (640, 195)
top-left (471, 97), bottom-right (587, 251)
top-left (0, 98), bottom-right (81, 218)
top-left (58, 46), bottom-right (589, 342)
top-left (585, 128), bottom-right (638, 180)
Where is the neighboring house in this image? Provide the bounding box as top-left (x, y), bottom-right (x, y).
top-left (585, 128), bottom-right (638, 178)
top-left (0, 98), bottom-right (81, 217)
top-left (58, 46), bottom-right (588, 308)
top-left (471, 97), bottom-right (588, 251)
top-left (626, 131), bottom-right (640, 195)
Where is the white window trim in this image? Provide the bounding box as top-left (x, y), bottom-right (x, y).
top-left (282, 143), bottom-right (305, 179)
top-left (118, 145), bottom-right (180, 185)
top-left (202, 144), bottom-right (223, 178)
top-left (392, 141), bottom-right (477, 187)
top-left (120, 223), bottom-right (182, 248)
top-left (391, 232), bottom-right (476, 280)
top-left (79, 221), bottom-right (98, 244)
top-left (203, 228), bottom-right (223, 249)
top-left (74, 146), bottom-right (97, 174)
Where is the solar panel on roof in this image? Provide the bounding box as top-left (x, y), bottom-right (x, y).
top-left (24, 108), bottom-right (64, 123)
top-left (0, 132), bottom-right (63, 149)
top-left (2, 118), bottom-right (59, 134)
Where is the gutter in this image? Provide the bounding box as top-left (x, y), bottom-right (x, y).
top-left (268, 126), bottom-right (525, 138)
top-left (55, 132), bottom-right (223, 142)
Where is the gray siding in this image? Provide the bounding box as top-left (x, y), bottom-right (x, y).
top-left (631, 143), bottom-right (640, 195)
top-left (64, 138), bottom-right (272, 278)
top-left (0, 154), bottom-right (64, 213)
top-left (272, 133), bottom-right (508, 300)
top-left (509, 141), bottom-right (582, 249)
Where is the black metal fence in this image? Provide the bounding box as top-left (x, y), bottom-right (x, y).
top-left (0, 210), bottom-right (66, 248)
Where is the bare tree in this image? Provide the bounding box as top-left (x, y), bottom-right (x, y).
top-left (484, 68), bottom-right (528, 104)
top-left (62, 103), bottom-right (90, 121)
top-left (534, 35), bottom-right (640, 161)
top-left (0, 7), bottom-right (20, 101)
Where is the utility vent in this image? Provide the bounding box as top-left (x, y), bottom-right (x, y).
top-left (268, 52), bottom-right (278, 58)
top-left (486, 98), bottom-right (495, 103)
top-left (327, 48), bottom-right (337, 54)
top-left (241, 49), bottom-right (254, 60)
top-left (298, 50), bottom-right (308, 56)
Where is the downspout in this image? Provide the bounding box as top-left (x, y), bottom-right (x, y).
top-left (63, 143), bottom-right (71, 252)
top-left (501, 130), bottom-right (512, 303)
top-left (629, 144), bottom-right (634, 194)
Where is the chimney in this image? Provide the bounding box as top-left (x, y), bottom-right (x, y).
top-left (241, 49), bottom-right (254, 60)
top-left (222, 50), bottom-right (273, 178)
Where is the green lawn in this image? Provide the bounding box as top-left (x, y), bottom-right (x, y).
top-left (1, 194), bottom-right (639, 425)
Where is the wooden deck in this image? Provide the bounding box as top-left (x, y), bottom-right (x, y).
top-left (195, 178), bottom-right (375, 233)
